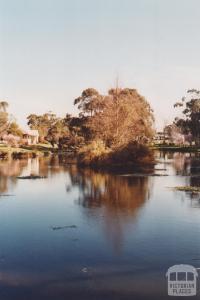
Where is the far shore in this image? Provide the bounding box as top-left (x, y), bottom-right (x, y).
top-left (1, 143), bottom-right (200, 159)
top-left (0, 144), bottom-right (73, 159)
top-left (151, 144), bottom-right (200, 152)
top-left (0, 143), bottom-right (199, 172)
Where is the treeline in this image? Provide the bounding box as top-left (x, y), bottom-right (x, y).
top-left (0, 86), bottom-right (156, 166)
top-left (29, 87), bottom-right (156, 167)
top-left (26, 87), bottom-right (155, 151)
top-left (164, 89), bottom-right (200, 145)
top-left (1, 85), bottom-right (199, 167)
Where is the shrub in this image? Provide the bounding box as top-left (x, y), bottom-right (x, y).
top-left (107, 142), bottom-right (154, 165)
top-left (78, 141), bottom-right (154, 169)
top-left (78, 140), bottom-right (110, 165)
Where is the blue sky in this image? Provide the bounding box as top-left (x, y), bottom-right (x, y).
top-left (0, 0), bottom-right (200, 129)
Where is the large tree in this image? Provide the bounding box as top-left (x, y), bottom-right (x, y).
top-left (74, 87), bottom-right (154, 148)
top-left (174, 89), bottom-right (200, 144)
top-left (74, 88), bottom-right (104, 117)
top-left (47, 118), bottom-right (69, 147)
top-left (7, 122), bottom-right (23, 137)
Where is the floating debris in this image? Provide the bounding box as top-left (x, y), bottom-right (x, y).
top-left (150, 174), bottom-right (168, 177)
top-left (120, 173), bottom-right (168, 177)
top-left (51, 225), bottom-right (77, 231)
top-left (81, 267), bottom-right (88, 273)
top-left (173, 186), bottom-right (200, 193)
top-left (0, 194), bottom-right (15, 197)
top-left (17, 175), bottom-right (47, 180)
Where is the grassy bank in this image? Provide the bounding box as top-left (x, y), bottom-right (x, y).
top-left (0, 143), bottom-right (77, 159)
top-left (0, 144), bottom-right (48, 159)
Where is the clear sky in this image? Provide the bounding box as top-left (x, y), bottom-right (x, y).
top-left (0, 0), bottom-right (200, 129)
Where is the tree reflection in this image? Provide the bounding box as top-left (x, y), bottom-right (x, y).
top-left (190, 156), bottom-right (200, 188)
top-left (168, 152), bottom-right (200, 202)
top-left (159, 151), bottom-right (200, 179)
top-left (172, 153), bottom-right (194, 176)
top-left (170, 152), bottom-right (200, 187)
top-left (0, 155), bottom-right (69, 194)
top-left (0, 158), bottom-right (28, 193)
top-left (67, 166), bottom-right (151, 253)
top-left (37, 155), bottom-right (69, 177)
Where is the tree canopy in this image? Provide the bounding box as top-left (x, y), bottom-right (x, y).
top-left (174, 89), bottom-right (200, 144)
top-left (74, 87), bottom-right (155, 148)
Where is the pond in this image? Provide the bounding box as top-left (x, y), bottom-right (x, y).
top-left (0, 151), bottom-right (200, 300)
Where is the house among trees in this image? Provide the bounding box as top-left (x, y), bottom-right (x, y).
top-left (153, 132), bottom-right (170, 144)
top-left (153, 129), bottom-right (194, 146)
top-left (22, 130), bottom-right (39, 145)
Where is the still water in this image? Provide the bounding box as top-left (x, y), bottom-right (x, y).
top-left (0, 152), bottom-right (200, 299)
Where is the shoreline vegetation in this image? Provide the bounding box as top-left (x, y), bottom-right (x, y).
top-left (77, 141), bottom-right (155, 171)
top-left (0, 87), bottom-right (200, 170)
top-left (0, 144), bottom-right (51, 159)
top-left (0, 141), bottom-right (199, 173)
top-left (0, 142), bottom-right (155, 171)
top-left (0, 142), bottom-right (200, 172)
top-left (0, 88), bottom-right (156, 170)
top-left (1, 142), bottom-right (199, 155)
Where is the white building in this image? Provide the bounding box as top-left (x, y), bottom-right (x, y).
top-left (23, 130), bottom-right (39, 145)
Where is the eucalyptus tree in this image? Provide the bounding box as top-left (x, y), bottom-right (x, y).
top-left (174, 89), bottom-right (200, 144)
top-left (74, 88), bottom-right (104, 117)
top-left (74, 87), bottom-right (155, 148)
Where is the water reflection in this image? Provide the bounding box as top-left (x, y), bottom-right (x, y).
top-left (68, 167), bottom-right (151, 213)
top-left (67, 167), bottom-right (152, 253)
top-left (156, 151), bottom-right (200, 202)
top-left (0, 155), bottom-right (69, 194)
top-left (0, 159), bottom-right (27, 193)
top-left (157, 151), bottom-right (200, 177)
top-left (171, 152), bottom-right (200, 189)
top-left (1, 152), bottom-right (200, 299)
